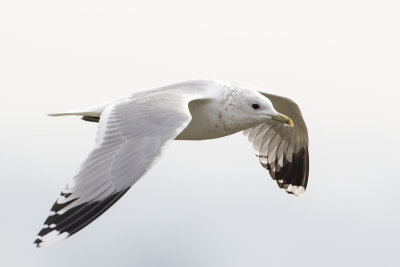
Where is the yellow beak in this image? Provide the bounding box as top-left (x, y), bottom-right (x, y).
top-left (270, 112), bottom-right (294, 127)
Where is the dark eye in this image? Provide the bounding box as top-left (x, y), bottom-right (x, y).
top-left (252, 103), bottom-right (260, 109)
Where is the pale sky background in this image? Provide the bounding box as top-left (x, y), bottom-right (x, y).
top-left (1, 0), bottom-right (399, 266)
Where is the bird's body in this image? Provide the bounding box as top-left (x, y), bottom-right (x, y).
top-left (35, 80), bottom-right (309, 247)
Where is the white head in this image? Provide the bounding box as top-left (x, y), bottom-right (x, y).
top-left (218, 86), bottom-right (293, 132)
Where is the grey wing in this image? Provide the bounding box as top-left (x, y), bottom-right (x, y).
top-left (243, 92), bottom-right (309, 196)
top-left (35, 92), bottom-right (203, 247)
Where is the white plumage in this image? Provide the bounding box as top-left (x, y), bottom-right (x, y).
top-left (35, 80), bottom-right (309, 247)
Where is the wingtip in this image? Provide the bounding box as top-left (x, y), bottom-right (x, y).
top-left (33, 229), bottom-right (70, 248)
top-left (277, 180), bottom-right (306, 196)
top-left (33, 238), bottom-right (41, 248)
top-left (286, 185), bottom-right (306, 196)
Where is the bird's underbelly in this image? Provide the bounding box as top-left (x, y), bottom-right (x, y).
top-left (175, 99), bottom-right (240, 140)
top-left (175, 119), bottom-right (236, 140)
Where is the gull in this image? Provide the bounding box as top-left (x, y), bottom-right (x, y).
top-left (34, 80), bottom-right (309, 247)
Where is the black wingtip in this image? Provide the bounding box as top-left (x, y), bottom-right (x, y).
top-left (34, 238), bottom-right (41, 248)
top-left (34, 187), bottom-right (131, 247)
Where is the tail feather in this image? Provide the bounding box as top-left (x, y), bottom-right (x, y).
top-left (47, 94), bottom-right (128, 119)
top-left (48, 111), bottom-right (101, 123)
top-left (48, 111), bottom-right (101, 117)
top-left (47, 102), bottom-right (109, 119)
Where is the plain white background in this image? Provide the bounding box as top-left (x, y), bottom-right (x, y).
top-left (1, 0), bottom-right (399, 266)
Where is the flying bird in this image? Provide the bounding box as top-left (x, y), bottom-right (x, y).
top-left (34, 80), bottom-right (309, 247)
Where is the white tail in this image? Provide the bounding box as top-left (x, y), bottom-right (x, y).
top-left (48, 110), bottom-right (102, 117)
top-left (47, 100), bottom-right (113, 118)
top-left (48, 110), bottom-right (103, 123)
top-left (47, 94), bottom-right (129, 120)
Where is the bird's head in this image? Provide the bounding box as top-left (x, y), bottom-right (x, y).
top-left (225, 87), bottom-right (294, 130)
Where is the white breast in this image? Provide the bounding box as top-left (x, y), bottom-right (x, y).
top-left (176, 98), bottom-right (238, 140)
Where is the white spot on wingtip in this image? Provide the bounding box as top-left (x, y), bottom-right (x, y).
top-left (56, 195), bottom-right (73, 204)
top-left (279, 183), bottom-right (305, 196)
top-left (294, 186), bottom-right (305, 196)
top-left (36, 230), bottom-right (69, 248)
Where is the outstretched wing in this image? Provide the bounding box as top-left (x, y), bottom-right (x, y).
top-left (35, 90), bottom-right (205, 247)
top-left (243, 92), bottom-right (309, 196)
